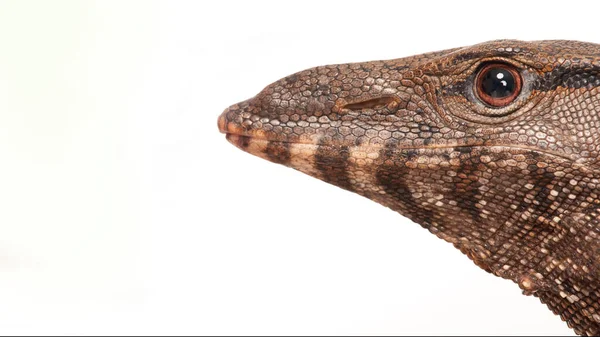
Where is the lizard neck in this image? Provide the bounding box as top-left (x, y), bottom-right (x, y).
top-left (294, 142), bottom-right (600, 290)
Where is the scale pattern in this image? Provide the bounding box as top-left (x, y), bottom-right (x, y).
top-left (218, 40), bottom-right (600, 336)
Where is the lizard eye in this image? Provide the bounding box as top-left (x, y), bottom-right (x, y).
top-left (474, 63), bottom-right (522, 107)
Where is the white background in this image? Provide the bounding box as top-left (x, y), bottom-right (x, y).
top-left (0, 0), bottom-right (596, 335)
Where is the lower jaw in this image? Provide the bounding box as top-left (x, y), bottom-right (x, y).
top-left (224, 133), bottom-right (327, 178)
top-left (225, 133), bottom-right (253, 150)
top-left (225, 133), bottom-right (315, 164)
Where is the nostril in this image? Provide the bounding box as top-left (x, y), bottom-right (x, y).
top-left (343, 96), bottom-right (400, 110)
top-left (334, 96), bottom-right (408, 117)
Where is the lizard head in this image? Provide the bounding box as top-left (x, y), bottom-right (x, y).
top-left (219, 40), bottom-right (600, 335)
top-left (218, 39), bottom-right (600, 208)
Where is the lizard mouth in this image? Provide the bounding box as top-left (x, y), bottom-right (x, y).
top-left (218, 110), bottom-right (278, 146)
top-left (218, 112), bottom-right (272, 155)
top-left (218, 110), bottom-right (577, 163)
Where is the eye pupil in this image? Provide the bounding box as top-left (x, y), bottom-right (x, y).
top-left (475, 63), bottom-right (522, 107)
top-left (481, 67), bottom-right (515, 98)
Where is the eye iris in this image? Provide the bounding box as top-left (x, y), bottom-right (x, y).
top-left (481, 67), bottom-right (515, 98)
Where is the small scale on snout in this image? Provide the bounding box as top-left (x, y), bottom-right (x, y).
top-left (218, 40), bottom-right (600, 336)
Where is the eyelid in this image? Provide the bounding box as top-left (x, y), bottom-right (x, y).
top-left (439, 60), bottom-right (537, 125)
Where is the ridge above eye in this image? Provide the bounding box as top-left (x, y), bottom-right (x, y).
top-left (474, 63), bottom-right (522, 107)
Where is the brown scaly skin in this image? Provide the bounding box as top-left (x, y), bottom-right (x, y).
top-left (217, 40), bottom-right (600, 336)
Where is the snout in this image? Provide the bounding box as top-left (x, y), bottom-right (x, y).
top-left (217, 113), bottom-right (227, 134)
top-left (217, 99), bottom-right (256, 138)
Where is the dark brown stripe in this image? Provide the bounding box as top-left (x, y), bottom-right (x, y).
top-left (376, 141), bottom-right (434, 228)
top-left (314, 140), bottom-right (354, 192)
top-left (235, 135), bottom-right (252, 149)
top-left (441, 80), bottom-right (467, 96)
top-left (513, 152), bottom-right (560, 220)
top-left (265, 141), bottom-right (291, 165)
top-left (534, 64), bottom-right (600, 91)
top-left (444, 146), bottom-right (482, 223)
top-left (443, 64), bottom-right (600, 99)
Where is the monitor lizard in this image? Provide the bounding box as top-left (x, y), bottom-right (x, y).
top-left (217, 40), bottom-right (600, 336)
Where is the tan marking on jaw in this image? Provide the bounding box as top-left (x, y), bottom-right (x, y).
top-left (347, 145), bottom-right (383, 195)
top-left (288, 143), bottom-right (320, 176)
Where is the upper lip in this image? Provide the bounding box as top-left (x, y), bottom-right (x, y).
top-left (217, 111), bottom-right (258, 139)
